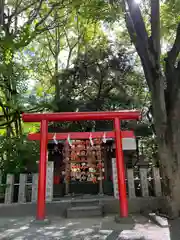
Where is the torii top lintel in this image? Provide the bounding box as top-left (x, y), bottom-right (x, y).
top-left (22, 110), bottom-right (140, 122)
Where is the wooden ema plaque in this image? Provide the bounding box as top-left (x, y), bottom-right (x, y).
top-left (63, 139), bottom-right (104, 195)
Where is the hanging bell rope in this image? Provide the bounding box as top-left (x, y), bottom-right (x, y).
top-left (53, 133), bottom-right (58, 145)
top-left (67, 134), bottom-right (73, 147)
top-left (102, 132), bottom-right (107, 144)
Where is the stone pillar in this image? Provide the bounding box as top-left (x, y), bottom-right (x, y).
top-left (31, 173), bottom-right (38, 202)
top-left (139, 168), bottom-right (149, 197)
top-left (31, 161), bottom-right (54, 203)
top-left (127, 169), bottom-right (135, 198)
top-left (5, 174), bottom-right (14, 204)
top-left (18, 174), bottom-right (27, 203)
top-left (152, 167), bottom-right (162, 196)
top-left (111, 158), bottom-right (119, 199)
top-left (46, 161), bottom-right (54, 202)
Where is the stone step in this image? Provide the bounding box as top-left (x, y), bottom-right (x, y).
top-left (71, 199), bottom-right (100, 207)
top-left (53, 197), bottom-right (63, 201)
top-left (67, 205), bottom-right (103, 218)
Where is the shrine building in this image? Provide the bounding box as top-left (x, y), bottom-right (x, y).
top-left (47, 125), bottom-right (137, 198)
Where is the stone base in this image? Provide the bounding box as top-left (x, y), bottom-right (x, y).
top-left (31, 218), bottom-right (51, 225)
top-left (67, 206), bottom-right (103, 218)
top-left (118, 231), bottom-right (145, 240)
top-left (114, 215), bottom-right (134, 224)
top-left (98, 193), bottom-right (104, 197)
top-left (64, 194), bottom-right (71, 197)
top-left (147, 213), bottom-right (169, 228)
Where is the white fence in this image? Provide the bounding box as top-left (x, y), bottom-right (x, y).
top-left (0, 161), bottom-right (162, 204)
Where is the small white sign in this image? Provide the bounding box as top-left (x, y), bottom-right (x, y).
top-left (113, 138), bottom-right (136, 150)
top-left (111, 158), bottom-right (119, 199)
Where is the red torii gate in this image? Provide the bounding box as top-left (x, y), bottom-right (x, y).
top-left (22, 110), bottom-right (140, 221)
top-left (28, 130), bottom-right (135, 141)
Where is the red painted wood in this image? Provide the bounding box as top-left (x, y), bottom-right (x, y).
top-left (37, 120), bottom-right (48, 221)
top-left (22, 110), bottom-right (141, 221)
top-left (114, 118), bottom-right (128, 217)
top-left (22, 110), bottom-right (140, 122)
top-left (28, 131), bottom-right (135, 141)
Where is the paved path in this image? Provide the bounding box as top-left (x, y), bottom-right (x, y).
top-left (0, 215), bottom-right (171, 240)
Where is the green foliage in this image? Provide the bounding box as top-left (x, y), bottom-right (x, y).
top-left (58, 42), bottom-right (146, 111)
top-left (75, 0), bottom-right (122, 22)
top-left (138, 136), bottom-right (158, 166)
top-left (0, 0), bottom-right (153, 174)
top-left (161, 0), bottom-right (180, 40)
top-left (22, 122), bottom-right (40, 134)
top-left (0, 61), bottom-right (30, 130)
top-left (0, 135), bottom-right (39, 174)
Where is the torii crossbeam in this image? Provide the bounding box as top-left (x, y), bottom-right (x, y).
top-left (28, 131), bottom-right (134, 141)
top-left (22, 110), bottom-right (140, 221)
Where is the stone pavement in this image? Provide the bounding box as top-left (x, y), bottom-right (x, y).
top-left (0, 215), bottom-right (171, 240)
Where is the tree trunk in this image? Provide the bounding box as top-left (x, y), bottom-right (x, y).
top-left (0, 0), bottom-right (4, 26)
top-left (156, 100), bottom-right (180, 218)
top-left (158, 139), bottom-right (180, 218)
top-left (124, 0), bottom-right (180, 218)
top-left (54, 25), bottom-right (60, 110)
top-left (55, 59), bottom-right (60, 105)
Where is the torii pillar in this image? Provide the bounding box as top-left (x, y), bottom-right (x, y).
top-left (22, 111), bottom-right (140, 221)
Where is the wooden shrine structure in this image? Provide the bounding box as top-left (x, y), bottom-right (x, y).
top-left (29, 130), bottom-right (136, 196)
top-left (22, 111), bottom-right (140, 221)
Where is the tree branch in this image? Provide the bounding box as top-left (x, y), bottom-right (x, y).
top-left (46, 32), bottom-right (56, 57)
top-left (46, 28), bottom-right (56, 42)
top-left (165, 23), bottom-right (180, 113)
top-left (125, 10), bottom-right (137, 47)
top-left (124, 0), bottom-right (167, 131)
top-left (25, 0), bottom-right (44, 26)
top-left (0, 0), bottom-right (4, 26)
top-left (151, 0), bottom-right (161, 64)
top-left (124, 1), bottom-right (155, 91)
top-left (167, 23), bottom-right (180, 66)
top-left (10, 0), bottom-right (38, 20)
top-left (35, 1), bottom-right (63, 30)
top-left (0, 114), bottom-right (17, 127)
top-left (126, 0), bottom-right (149, 44)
